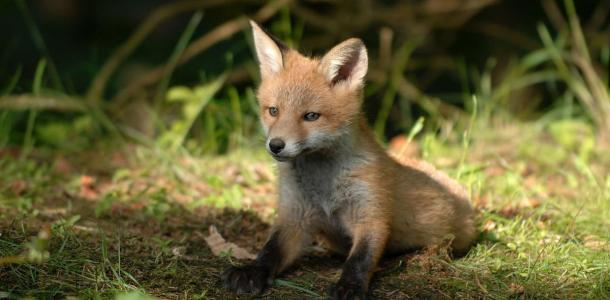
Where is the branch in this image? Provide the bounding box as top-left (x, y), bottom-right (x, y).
top-left (0, 94), bottom-right (87, 112)
top-left (86, 0), bottom-right (245, 105)
top-left (111, 0), bottom-right (292, 108)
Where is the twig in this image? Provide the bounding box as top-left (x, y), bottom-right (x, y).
top-left (541, 0), bottom-right (567, 32)
top-left (0, 255), bottom-right (26, 265)
top-left (378, 27), bottom-right (394, 70)
top-left (0, 94), bottom-right (87, 112)
top-left (585, 0), bottom-right (610, 32)
top-left (111, 0), bottom-right (292, 109)
top-left (470, 22), bottom-right (539, 50)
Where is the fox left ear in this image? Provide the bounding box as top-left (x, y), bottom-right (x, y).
top-left (319, 38), bottom-right (368, 89)
top-left (250, 20), bottom-right (287, 79)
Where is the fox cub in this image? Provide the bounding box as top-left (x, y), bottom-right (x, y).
top-left (223, 21), bottom-right (476, 299)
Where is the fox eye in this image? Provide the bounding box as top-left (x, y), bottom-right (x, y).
top-left (268, 107), bottom-right (278, 117)
top-left (304, 112), bottom-right (320, 121)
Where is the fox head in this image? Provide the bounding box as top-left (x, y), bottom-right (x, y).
top-left (250, 21), bottom-right (368, 161)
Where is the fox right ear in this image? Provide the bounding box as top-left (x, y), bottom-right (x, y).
top-left (319, 38), bottom-right (368, 90)
top-left (250, 20), bottom-right (286, 79)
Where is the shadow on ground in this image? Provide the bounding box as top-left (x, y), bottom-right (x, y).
top-left (1, 194), bottom-right (486, 299)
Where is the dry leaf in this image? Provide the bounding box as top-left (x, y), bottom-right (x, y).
top-left (79, 175), bottom-right (99, 199)
top-left (583, 235), bottom-right (610, 251)
top-left (483, 220), bottom-right (496, 231)
top-left (508, 283), bottom-right (524, 295)
top-left (499, 204), bottom-right (519, 218)
top-left (484, 166), bottom-right (505, 177)
top-left (521, 198), bottom-right (540, 209)
top-left (204, 225), bottom-right (256, 260)
top-left (499, 198), bottom-right (542, 217)
top-left (252, 164), bottom-right (273, 182)
top-left (80, 175), bottom-right (96, 187)
top-left (536, 221), bottom-right (546, 229)
top-left (171, 246), bottom-right (198, 261)
top-left (473, 194), bottom-right (489, 209)
top-left (10, 180), bottom-right (28, 195)
top-left (53, 156), bottom-right (73, 174)
top-left (387, 135), bottom-right (420, 163)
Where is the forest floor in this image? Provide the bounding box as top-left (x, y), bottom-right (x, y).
top-left (1, 120), bottom-right (609, 299)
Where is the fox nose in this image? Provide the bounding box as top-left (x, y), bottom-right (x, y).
top-left (268, 138), bottom-right (285, 154)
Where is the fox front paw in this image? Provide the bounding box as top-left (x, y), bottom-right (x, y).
top-left (222, 264), bottom-right (270, 294)
top-left (329, 280), bottom-right (368, 300)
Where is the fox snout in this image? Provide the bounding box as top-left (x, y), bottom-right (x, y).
top-left (268, 138), bottom-right (285, 154)
top-left (265, 137), bottom-right (301, 161)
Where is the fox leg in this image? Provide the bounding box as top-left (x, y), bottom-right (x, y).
top-left (330, 221), bottom-right (389, 300)
top-left (223, 222), bottom-right (311, 294)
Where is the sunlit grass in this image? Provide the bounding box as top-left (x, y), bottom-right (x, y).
top-left (1, 116), bottom-right (609, 299)
top-left (1, 0), bottom-right (609, 298)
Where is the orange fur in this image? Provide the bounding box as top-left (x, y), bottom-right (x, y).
top-left (223, 21), bottom-right (476, 298)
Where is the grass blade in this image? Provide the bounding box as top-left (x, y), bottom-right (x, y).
top-left (154, 11), bottom-right (204, 112)
top-left (1, 66), bottom-right (22, 96)
top-left (14, 0), bottom-right (64, 92)
top-left (22, 59), bottom-right (47, 157)
top-left (274, 279), bottom-right (321, 298)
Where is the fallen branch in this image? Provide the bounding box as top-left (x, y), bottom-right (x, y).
top-left (0, 94), bottom-right (87, 112)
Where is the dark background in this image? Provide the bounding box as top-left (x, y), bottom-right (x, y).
top-left (1, 0), bottom-right (608, 148)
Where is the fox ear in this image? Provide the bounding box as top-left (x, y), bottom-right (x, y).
top-left (250, 20), bottom-right (286, 79)
top-left (319, 38), bottom-right (368, 89)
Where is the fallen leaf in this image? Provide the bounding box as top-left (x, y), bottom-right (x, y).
top-left (499, 204), bottom-right (519, 218)
top-left (10, 180), bottom-right (28, 195)
top-left (583, 235), bottom-right (610, 251)
top-left (499, 198), bottom-right (542, 217)
top-left (484, 166), bottom-right (505, 177)
top-left (252, 164), bottom-right (273, 182)
top-left (171, 246), bottom-right (198, 261)
top-left (536, 221), bottom-right (546, 229)
top-left (204, 225), bottom-right (256, 260)
top-left (79, 175), bottom-right (98, 199)
top-left (483, 220), bottom-right (496, 231)
top-left (473, 194), bottom-right (489, 209)
top-left (508, 283), bottom-right (524, 295)
top-left (53, 156), bottom-right (73, 174)
top-left (80, 175), bottom-right (96, 187)
top-left (521, 198), bottom-right (540, 209)
top-left (387, 135), bottom-right (420, 162)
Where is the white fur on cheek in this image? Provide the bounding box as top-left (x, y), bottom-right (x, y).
top-left (306, 129), bottom-right (344, 150)
top-left (281, 139), bottom-right (301, 157)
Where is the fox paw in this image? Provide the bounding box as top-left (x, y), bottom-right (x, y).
top-left (329, 280), bottom-right (368, 300)
top-left (222, 265), bottom-right (270, 294)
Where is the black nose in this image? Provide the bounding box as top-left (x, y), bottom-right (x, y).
top-left (268, 138), bottom-right (285, 154)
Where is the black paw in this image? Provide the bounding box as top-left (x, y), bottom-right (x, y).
top-left (222, 264), bottom-right (271, 294)
top-left (329, 280), bottom-right (368, 300)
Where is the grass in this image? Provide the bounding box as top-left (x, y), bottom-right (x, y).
top-left (1, 1), bottom-right (609, 298)
top-left (1, 115), bottom-right (609, 299)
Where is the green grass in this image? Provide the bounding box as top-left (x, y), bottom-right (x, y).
top-left (1, 117), bottom-right (609, 299)
top-left (1, 1), bottom-right (609, 298)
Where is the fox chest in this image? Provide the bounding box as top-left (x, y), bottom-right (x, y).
top-left (279, 156), bottom-right (369, 217)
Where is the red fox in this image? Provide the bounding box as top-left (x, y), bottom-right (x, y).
top-left (223, 21), bottom-right (476, 299)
